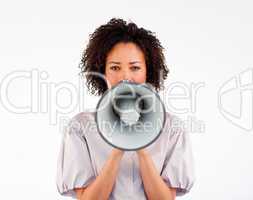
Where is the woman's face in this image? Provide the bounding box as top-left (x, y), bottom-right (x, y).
top-left (105, 42), bottom-right (147, 88)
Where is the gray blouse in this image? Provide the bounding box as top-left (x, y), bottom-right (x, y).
top-left (56, 111), bottom-right (195, 199)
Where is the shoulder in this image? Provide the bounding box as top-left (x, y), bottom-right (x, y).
top-left (63, 111), bottom-right (96, 137)
top-left (163, 112), bottom-right (188, 140)
top-left (71, 111), bottom-right (96, 122)
top-left (164, 112), bottom-right (185, 130)
top-left (69, 111), bottom-right (96, 128)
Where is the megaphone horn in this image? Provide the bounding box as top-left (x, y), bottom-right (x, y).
top-left (95, 80), bottom-right (166, 151)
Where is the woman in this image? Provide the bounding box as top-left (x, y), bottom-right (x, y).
top-left (56, 18), bottom-right (195, 200)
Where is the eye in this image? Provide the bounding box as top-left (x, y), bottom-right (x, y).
top-left (110, 66), bottom-right (120, 71)
top-left (131, 66), bottom-right (141, 71)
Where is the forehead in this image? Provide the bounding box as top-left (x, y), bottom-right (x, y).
top-left (106, 42), bottom-right (145, 63)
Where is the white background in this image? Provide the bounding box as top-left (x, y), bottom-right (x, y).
top-left (0, 0), bottom-right (253, 199)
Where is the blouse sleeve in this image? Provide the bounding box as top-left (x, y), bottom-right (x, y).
top-left (161, 115), bottom-right (195, 196)
top-left (56, 115), bottom-right (96, 199)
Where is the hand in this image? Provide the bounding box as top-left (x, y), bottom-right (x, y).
top-left (111, 148), bottom-right (125, 159)
top-left (136, 148), bottom-right (147, 157)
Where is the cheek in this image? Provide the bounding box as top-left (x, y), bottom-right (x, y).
top-left (134, 70), bottom-right (147, 83)
top-left (105, 72), bottom-right (120, 86)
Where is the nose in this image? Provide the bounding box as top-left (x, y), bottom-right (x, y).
top-left (122, 69), bottom-right (133, 82)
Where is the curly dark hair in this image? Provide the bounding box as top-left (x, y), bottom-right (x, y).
top-left (79, 18), bottom-right (169, 96)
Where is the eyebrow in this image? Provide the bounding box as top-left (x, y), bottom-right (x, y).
top-left (107, 61), bottom-right (142, 64)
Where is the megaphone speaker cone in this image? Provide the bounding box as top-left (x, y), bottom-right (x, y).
top-left (95, 80), bottom-right (166, 151)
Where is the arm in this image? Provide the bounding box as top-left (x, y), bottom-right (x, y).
top-left (137, 149), bottom-right (176, 200)
top-left (75, 149), bottom-right (124, 200)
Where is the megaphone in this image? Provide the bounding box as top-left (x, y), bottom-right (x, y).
top-left (95, 80), bottom-right (166, 151)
